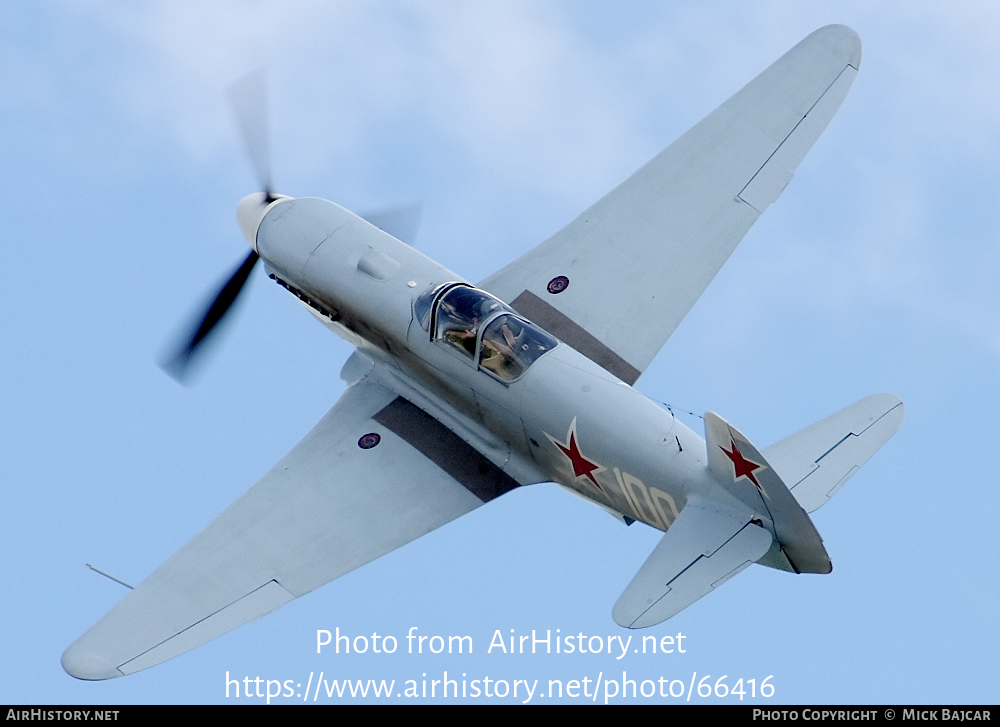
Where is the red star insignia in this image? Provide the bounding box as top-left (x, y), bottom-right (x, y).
top-left (720, 436), bottom-right (765, 493)
top-left (545, 418), bottom-right (607, 495)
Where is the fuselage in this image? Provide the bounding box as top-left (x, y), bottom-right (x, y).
top-left (251, 195), bottom-right (728, 530)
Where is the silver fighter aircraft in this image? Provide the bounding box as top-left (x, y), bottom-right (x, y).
top-left (63, 25), bottom-right (902, 680)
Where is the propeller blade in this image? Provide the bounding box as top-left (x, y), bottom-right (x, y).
top-left (227, 69), bottom-right (274, 199)
top-left (359, 203), bottom-right (423, 246)
top-left (162, 250), bottom-right (259, 382)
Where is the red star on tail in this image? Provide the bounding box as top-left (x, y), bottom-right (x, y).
top-left (720, 436), bottom-right (764, 492)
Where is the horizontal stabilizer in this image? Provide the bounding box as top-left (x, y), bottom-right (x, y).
top-left (613, 500), bottom-right (772, 628)
top-left (763, 394), bottom-right (904, 513)
top-left (704, 412), bottom-right (831, 574)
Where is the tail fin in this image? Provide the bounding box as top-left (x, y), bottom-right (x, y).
top-left (705, 412), bottom-right (831, 574)
top-left (762, 394), bottom-right (904, 513)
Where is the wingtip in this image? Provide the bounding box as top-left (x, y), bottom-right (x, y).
top-left (866, 392), bottom-right (905, 429)
top-left (61, 643), bottom-right (122, 681)
top-left (611, 600), bottom-right (635, 629)
top-left (612, 608), bottom-right (643, 630)
top-left (810, 24), bottom-right (863, 69)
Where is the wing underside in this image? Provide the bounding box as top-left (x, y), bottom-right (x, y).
top-left (63, 381), bottom-right (518, 680)
top-left (480, 25), bottom-right (861, 384)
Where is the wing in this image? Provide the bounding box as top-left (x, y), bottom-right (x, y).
top-left (479, 26), bottom-right (861, 385)
top-left (613, 499), bottom-right (773, 628)
top-left (62, 381), bottom-right (520, 680)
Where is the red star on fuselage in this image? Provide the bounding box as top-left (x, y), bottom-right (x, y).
top-left (545, 419), bottom-right (606, 496)
top-left (720, 436), bottom-right (765, 493)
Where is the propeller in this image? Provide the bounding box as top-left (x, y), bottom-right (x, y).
top-left (227, 69), bottom-right (277, 203)
top-left (161, 249), bottom-right (260, 381)
top-left (161, 71), bottom-right (273, 382)
top-left (161, 71), bottom-right (424, 382)
top-left (359, 203), bottom-right (422, 247)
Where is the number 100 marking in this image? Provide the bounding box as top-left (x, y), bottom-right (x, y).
top-left (614, 467), bottom-right (679, 530)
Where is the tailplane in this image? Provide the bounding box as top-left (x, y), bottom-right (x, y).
top-left (612, 393), bottom-right (902, 628)
top-left (763, 394), bottom-right (904, 513)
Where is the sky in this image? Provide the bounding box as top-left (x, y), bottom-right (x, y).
top-left (3, 1), bottom-right (998, 705)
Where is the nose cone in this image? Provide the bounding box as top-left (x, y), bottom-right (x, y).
top-left (237, 193), bottom-right (289, 251)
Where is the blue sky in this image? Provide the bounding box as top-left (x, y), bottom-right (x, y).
top-left (3, 2), bottom-right (997, 704)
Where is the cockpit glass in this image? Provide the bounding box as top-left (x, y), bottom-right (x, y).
top-left (479, 314), bottom-right (558, 381)
top-left (414, 282), bottom-right (453, 332)
top-left (435, 286), bottom-right (511, 357)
